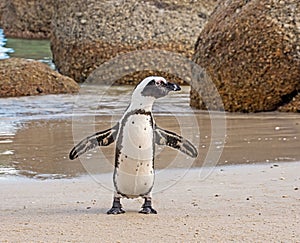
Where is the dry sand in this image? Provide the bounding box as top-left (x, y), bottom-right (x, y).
top-left (1, 162), bottom-right (300, 242)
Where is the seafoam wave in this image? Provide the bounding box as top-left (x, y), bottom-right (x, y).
top-left (0, 29), bottom-right (14, 59)
top-left (0, 167), bottom-right (18, 175)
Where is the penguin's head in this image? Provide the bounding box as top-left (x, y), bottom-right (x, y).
top-left (133, 76), bottom-right (181, 100)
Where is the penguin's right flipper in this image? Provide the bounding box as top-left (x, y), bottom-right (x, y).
top-left (69, 123), bottom-right (119, 160)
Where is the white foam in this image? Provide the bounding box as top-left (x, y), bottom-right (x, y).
top-left (0, 167), bottom-right (18, 175)
top-left (0, 150), bottom-right (14, 155)
top-left (0, 139), bottom-right (13, 144)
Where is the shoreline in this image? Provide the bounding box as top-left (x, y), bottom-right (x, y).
top-left (1, 109), bottom-right (300, 180)
top-left (1, 161), bottom-right (299, 242)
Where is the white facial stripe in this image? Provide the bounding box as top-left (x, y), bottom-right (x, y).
top-left (134, 76), bottom-right (167, 93)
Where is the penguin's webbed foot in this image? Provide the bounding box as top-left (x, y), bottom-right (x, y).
top-left (139, 197), bottom-right (157, 214)
top-left (139, 206), bottom-right (157, 214)
top-left (107, 207), bottom-right (125, 215)
top-left (107, 197), bottom-right (125, 215)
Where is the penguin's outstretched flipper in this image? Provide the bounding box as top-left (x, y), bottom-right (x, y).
top-left (69, 123), bottom-right (119, 160)
top-left (154, 126), bottom-right (198, 158)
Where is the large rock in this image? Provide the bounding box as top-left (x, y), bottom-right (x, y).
top-left (1, 0), bottom-right (55, 39)
top-left (51, 0), bottom-right (217, 84)
top-left (0, 1), bottom-right (5, 25)
top-left (0, 58), bottom-right (79, 97)
top-left (191, 0), bottom-right (300, 112)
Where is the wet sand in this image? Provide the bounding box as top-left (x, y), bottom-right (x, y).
top-left (1, 112), bottom-right (300, 178)
top-left (1, 162), bottom-right (300, 242)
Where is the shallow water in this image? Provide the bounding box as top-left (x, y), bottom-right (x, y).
top-left (0, 84), bottom-right (299, 180)
top-left (5, 38), bottom-right (54, 67)
top-left (0, 29), bottom-right (54, 67)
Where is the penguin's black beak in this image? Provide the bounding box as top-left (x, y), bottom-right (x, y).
top-left (166, 82), bottom-right (181, 92)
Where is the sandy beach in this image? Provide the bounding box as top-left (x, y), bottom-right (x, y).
top-left (1, 162), bottom-right (299, 242)
top-left (1, 86), bottom-right (300, 242)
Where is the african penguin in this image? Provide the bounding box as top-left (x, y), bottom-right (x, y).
top-left (69, 76), bottom-right (198, 214)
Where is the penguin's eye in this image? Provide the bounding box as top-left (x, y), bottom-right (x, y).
top-left (155, 80), bottom-right (166, 87)
top-left (147, 79), bottom-right (166, 87)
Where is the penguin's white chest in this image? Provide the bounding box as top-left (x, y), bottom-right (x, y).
top-left (121, 114), bottom-right (153, 159)
top-left (115, 113), bottom-right (155, 197)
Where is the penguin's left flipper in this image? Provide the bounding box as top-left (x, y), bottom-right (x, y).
top-left (154, 126), bottom-right (198, 158)
top-left (69, 123), bottom-right (119, 160)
